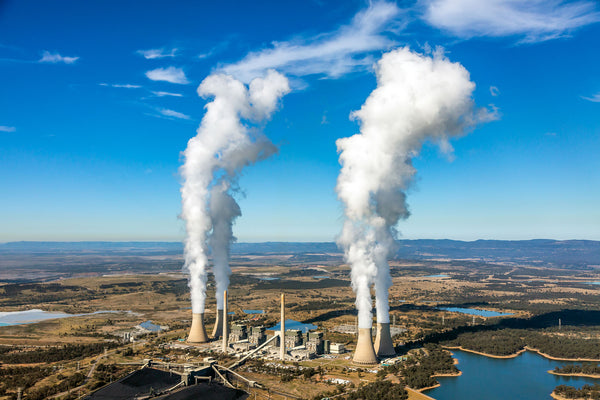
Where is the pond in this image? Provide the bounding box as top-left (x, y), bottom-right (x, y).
top-left (438, 307), bottom-right (513, 317)
top-left (243, 310), bottom-right (265, 314)
top-left (268, 319), bottom-right (317, 333)
top-left (426, 349), bottom-right (599, 400)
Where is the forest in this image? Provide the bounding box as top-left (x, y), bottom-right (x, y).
top-left (554, 364), bottom-right (600, 376)
top-left (343, 380), bottom-right (407, 400)
top-left (439, 328), bottom-right (600, 359)
top-left (555, 383), bottom-right (600, 399)
top-left (377, 344), bottom-right (459, 390)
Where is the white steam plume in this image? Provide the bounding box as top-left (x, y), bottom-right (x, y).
top-left (181, 70), bottom-right (290, 314)
top-left (336, 47), bottom-right (495, 329)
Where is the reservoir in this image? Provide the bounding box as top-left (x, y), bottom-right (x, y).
top-left (426, 349), bottom-right (599, 400)
top-left (0, 309), bottom-right (134, 326)
top-left (438, 307), bottom-right (513, 317)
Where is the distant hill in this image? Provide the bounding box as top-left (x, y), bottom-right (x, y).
top-left (395, 239), bottom-right (600, 269)
top-left (1, 239), bottom-right (599, 268)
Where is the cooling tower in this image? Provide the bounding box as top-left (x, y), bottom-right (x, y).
top-left (222, 290), bottom-right (228, 352)
top-left (373, 322), bottom-right (396, 357)
top-left (212, 309), bottom-right (223, 339)
top-left (188, 313), bottom-right (208, 343)
top-left (280, 293), bottom-right (285, 360)
top-left (353, 328), bottom-right (378, 365)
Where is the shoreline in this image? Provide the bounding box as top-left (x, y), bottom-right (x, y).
top-left (551, 392), bottom-right (579, 400)
top-left (416, 383), bottom-right (440, 392)
top-left (406, 386), bottom-right (436, 400)
top-left (443, 345), bottom-right (526, 359)
top-left (443, 345), bottom-right (600, 363)
top-left (548, 370), bottom-right (600, 379)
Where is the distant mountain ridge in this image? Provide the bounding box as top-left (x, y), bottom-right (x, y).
top-left (1, 239), bottom-right (598, 268)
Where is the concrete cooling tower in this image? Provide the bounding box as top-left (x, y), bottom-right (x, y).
top-left (352, 327), bottom-right (378, 365)
top-left (212, 309), bottom-right (223, 339)
top-left (373, 322), bottom-right (396, 357)
top-left (188, 313), bottom-right (208, 343)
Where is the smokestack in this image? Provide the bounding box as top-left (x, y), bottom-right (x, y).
top-left (188, 313), bottom-right (208, 343)
top-left (353, 328), bottom-right (378, 365)
top-left (222, 290), bottom-right (228, 353)
top-left (336, 47), bottom-right (494, 343)
top-left (280, 293), bottom-right (285, 361)
top-left (181, 72), bottom-right (290, 322)
top-left (373, 323), bottom-right (395, 357)
top-left (212, 309), bottom-right (223, 339)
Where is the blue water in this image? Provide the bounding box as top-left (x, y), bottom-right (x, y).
top-left (426, 349), bottom-right (599, 400)
top-left (243, 310), bottom-right (265, 314)
top-left (139, 320), bottom-right (162, 332)
top-left (439, 307), bottom-right (513, 317)
top-left (312, 275), bottom-right (330, 279)
top-left (268, 319), bottom-right (317, 333)
top-left (426, 274), bottom-right (450, 278)
top-left (0, 309), bottom-right (131, 326)
top-left (258, 277), bottom-right (279, 281)
top-left (585, 282), bottom-right (600, 285)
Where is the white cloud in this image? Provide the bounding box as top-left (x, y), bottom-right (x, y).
top-left (582, 92), bottom-right (600, 102)
top-left (420, 0), bottom-right (600, 43)
top-left (145, 66), bottom-right (189, 84)
top-left (0, 126), bottom-right (16, 132)
top-left (39, 51), bottom-right (79, 64)
top-left (490, 86), bottom-right (500, 96)
top-left (152, 91), bottom-right (183, 97)
top-left (99, 83), bottom-right (142, 89)
top-left (221, 1), bottom-right (404, 82)
top-left (137, 48), bottom-right (178, 59)
top-left (197, 40), bottom-right (230, 60)
top-left (159, 108), bottom-right (190, 120)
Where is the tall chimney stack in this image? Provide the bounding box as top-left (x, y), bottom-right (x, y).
top-left (222, 290), bottom-right (228, 353)
top-left (188, 313), bottom-right (208, 343)
top-left (374, 323), bottom-right (396, 357)
top-left (212, 309), bottom-right (223, 339)
top-left (353, 327), bottom-right (378, 365)
top-left (280, 293), bottom-right (285, 361)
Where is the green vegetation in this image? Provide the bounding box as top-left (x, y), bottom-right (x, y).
top-left (0, 342), bottom-right (120, 364)
top-left (554, 383), bottom-right (600, 399)
top-left (0, 366), bottom-right (53, 396)
top-left (25, 372), bottom-right (86, 400)
top-left (440, 328), bottom-right (600, 359)
top-left (554, 364), bottom-right (600, 376)
top-left (376, 344), bottom-right (458, 390)
top-left (344, 380), bottom-right (408, 400)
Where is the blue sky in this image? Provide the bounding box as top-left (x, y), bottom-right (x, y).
top-left (1, 0), bottom-right (599, 242)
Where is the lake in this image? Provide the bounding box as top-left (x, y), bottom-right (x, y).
top-left (243, 309), bottom-right (265, 314)
top-left (439, 307), bottom-right (513, 317)
top-left (426, 349), bottom-right (599, 400)
top-left (0, 309), bottom-right (134, 326)
top-left (425, 274), bottom-right (450, 278)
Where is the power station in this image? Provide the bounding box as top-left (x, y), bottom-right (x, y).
top-left (187, 290), bottom-right (397, 367)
